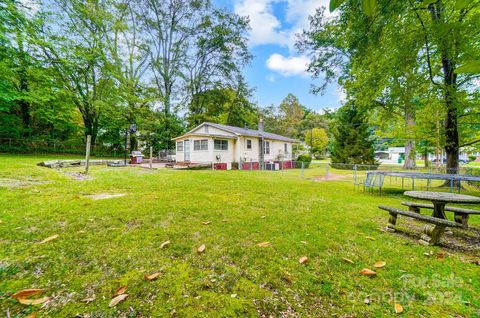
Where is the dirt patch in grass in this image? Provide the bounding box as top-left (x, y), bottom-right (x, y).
top-left (85, 193), bottom-right (126, 200)
top-left (63, 172), bottom-right (94, 181)
top-left (0, 178), bottom-right (51, 188)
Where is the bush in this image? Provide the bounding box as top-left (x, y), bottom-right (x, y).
top-left (296, 154), bottom-right (312, 168)
top-left (468, 155), bottom-right (477, 162)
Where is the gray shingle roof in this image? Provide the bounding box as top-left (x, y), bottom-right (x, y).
top-left (204, 122), bottom-right (298, 143)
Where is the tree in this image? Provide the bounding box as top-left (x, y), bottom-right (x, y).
top-left (278, 93), bottom-right (305, 138)
top-left (140, 0), bottom-right (205, 115)
top-left (187, 85), bottom-right (257, 128)
top-left (186, 8), bottom-right (251, 117)
top-left (36, 0), bottom-right (117, 147)
top-left (304, 128), bottom-right (328, 158)
top-left (329, 103), bottom-right (377, 168)
top-left (300, 1), bottom-right (480, 175)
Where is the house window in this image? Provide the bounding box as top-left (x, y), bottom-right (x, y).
top-left (214, 139), bottom-right (228, 151)
top-left (194, 139), bottom-right (208, 151)
top-left (246, 139), bottom-right (252, 150)
top-left (176, 141), bottom-right (184, 152)
top-left (264, 141), bottom-right (270, 155)
top-left (284, 143), bottom-right (288, 153)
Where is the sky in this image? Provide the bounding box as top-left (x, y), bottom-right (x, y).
top-left (213, 0), bottom-right (344, 112)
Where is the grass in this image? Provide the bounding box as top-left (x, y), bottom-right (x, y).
top-left (1, 154), bottom-right (480, 317)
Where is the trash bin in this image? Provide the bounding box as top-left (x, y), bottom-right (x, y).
top-left (130, 151), bottom-right (144, 164)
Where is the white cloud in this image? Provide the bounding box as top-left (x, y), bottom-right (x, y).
top-left (265, 53), bottom-right (309, 76)
top-left (234, 0), bottom-right (289, 47)
top-left (234, 0), bottom-right (331, 49)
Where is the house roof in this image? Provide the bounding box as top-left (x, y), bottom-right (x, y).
top-left (173, 122), bottom-right (299, 143)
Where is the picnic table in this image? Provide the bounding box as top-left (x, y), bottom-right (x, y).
top-left (379, 191), bottom-right (480, 245)
top-left (404, 191), bottom-right (480, 220)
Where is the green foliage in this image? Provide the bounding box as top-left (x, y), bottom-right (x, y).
top-left (329, 103), bottom-right (377, 166)
top-left (304, 128), bottom-right (329, 158)
top-left (296, 153), bottom-right (312, 168)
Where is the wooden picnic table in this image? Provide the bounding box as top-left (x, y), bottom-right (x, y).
top-left (404, 191), bottom-right (480, 220)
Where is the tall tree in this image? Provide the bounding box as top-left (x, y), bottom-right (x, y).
top-left (140, 0), bottom-right (205, 115)
top-left (37, 0), bottom-right (116, 147)
top-left (278, 93), bottom-right (305, 139)
top-left (299, 1), bottom-right (480, 174)
top-left (330, 102), bottom-right (377, 167)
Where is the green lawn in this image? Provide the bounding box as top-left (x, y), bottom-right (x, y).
top-left (1, 154), bottom-right (479, 317)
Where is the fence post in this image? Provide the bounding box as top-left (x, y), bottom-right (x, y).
top-left (301, 161), bottom-right (305, 178)
top-left (149, 146), bottom-right (153, 169)
top-left (325, 163), bottom-right (329, 179)
top-left (250, 159), bottom-right (253, 170)
top-left (353, 164), bottom-right (357, 185)
top-left (84, 135), bottom-right (91, 175)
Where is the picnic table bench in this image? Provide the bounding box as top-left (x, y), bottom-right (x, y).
top-left (379, 205), bottom-right (462, 245)
top-left (401, 201), bottom-right (480, 226)
top-left (378, 191), bottom-right (480, 245)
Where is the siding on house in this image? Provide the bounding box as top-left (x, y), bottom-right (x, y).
top-left (173, 122), bottom-right (297, 167)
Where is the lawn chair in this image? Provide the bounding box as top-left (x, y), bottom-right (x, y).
top-left (354, 173), bottom-right (374, 192)
top-left (366, 174), bottom-right (384, 195)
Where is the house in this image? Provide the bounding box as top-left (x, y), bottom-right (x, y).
top-left (173, 121), bottom-right (298, 170)
top-left (374, 147), bottom-right (405, 164)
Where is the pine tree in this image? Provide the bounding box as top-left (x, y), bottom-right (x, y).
top-left (330, 102), bottom-right (378, 169)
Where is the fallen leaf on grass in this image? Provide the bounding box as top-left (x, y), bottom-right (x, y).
top-left (342, 258), bottom-right (354, 264)
top-left (144, 272), bottom-right (160, 281)
top-left (160, 240), bottom-right (171, 249)
top-left (109, 294), bottom-right (128, 307)
top-left (299, 256), bottom-right (308, 264)
top-left (373, 261), bottom-right (386, 268)
top-left (11, 289), bottom-right (43, 300)
top-left (24, 313), bottom-right (37, 318)
top-left (260, 216), bottom-right (266, 219)
top-left (437, 252), bottom-right (448, 259)
top-left (365, 236), bottom-right (376, 241)
top-left (257, 242), bottom-right (270, 247)
top-left (202, 221), bottom-right (211, 225)
top-left (300, 241), bottom-right (307, 244)
top-left (17, 297), bottom-right (49, 305)
top-left (359, 268), bottom-right (377, 276)
top-left (113, 286), bottom-right (128, 297)
top-left (197, 244), bottom-right (206, 253)
top-left (394, 303), bottom-right (404, 314)
top-left (38, 234), bottom-right (59, 244)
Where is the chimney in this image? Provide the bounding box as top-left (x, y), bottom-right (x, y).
top-left (258, 118), bottom-right (264, 133)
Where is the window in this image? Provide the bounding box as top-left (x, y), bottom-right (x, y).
top-left (284, 143), bottom-right (288, 153)
top-left (194, 139), bottom-right (208, 151)
top-left (214, 139), bottom-right (228, 151)
top-left (264, 141), bottom-right (270, 154)
top-left (176, 141), bottom-right (184, 151)
top-left (246, 139), bottom-right (252, 150)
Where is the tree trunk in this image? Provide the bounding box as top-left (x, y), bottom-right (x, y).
top-left (403, 110), bottom-right (416, 169)
top-left (82, 112), bottom-right (98, 152)
top-left (430, 1), bottom-right (459, 176)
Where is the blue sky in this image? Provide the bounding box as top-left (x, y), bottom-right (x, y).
top-left (213, 0), bottom-right (344, 111)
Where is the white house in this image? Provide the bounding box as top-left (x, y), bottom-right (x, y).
top-left (173, 121), bottom-right (298, 170)
top-left (375, 147), bottom-right (405, 164)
